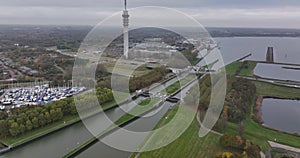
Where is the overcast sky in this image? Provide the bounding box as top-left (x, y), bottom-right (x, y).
top-left (1, 0), bottom-right (300, 28)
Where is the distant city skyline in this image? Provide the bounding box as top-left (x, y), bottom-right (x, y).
top-left (1, 0), bottom-right (300, 28)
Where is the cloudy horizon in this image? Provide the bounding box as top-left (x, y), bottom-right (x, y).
top-left (1, 0), bottom-right (300, 28)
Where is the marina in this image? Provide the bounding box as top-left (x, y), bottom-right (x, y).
top-left (0, 85), bottom-right (86, 110)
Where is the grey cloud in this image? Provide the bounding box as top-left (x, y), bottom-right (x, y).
top-left (1, 0), bottom-right (300, 28)
top-left (1, 0), bottom-right (300, 9)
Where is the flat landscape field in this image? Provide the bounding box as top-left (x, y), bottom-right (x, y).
top-left (131, 107), bottom-right (226, 158)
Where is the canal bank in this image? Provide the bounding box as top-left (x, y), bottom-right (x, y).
top-left (76, 78), bottom-right (197, 158)
top-left (254, 96), bottom-right (300, 135)
top-left (63, 99), bottom-right (167, 158)
top-left (0, 96), bottom-right (147, 158)
top-left (0, 97), bottom-right (133, 155)
top-left (0, 74), bottom-right (186, 158)
top-left (63, 75), bottom-right (200, 157)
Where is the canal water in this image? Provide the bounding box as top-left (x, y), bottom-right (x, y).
top-left (78, 80), bottom-right (194, 158)
top-left (0, 74), bottom-right (185, 158)
top-left (262, 98), bottom-right (300, 134)
top-left (77, 102), bottom-right (173, 158)
top-left (0, 96), bottom-right (145, 158)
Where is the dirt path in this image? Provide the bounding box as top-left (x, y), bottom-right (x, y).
top-left (268, 141), bottom-right (300, 153)
top-left (197, 111), bottom-right (267, 158)
top-left (53, 61), bottom-right (66, 78)
top-left (196, 111), bottom-right (223, 136)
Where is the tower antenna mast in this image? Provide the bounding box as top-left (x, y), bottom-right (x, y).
top-left (125, 0), bottom-right (127, 10)
top-left (122, 0), bottom-right (129, 59)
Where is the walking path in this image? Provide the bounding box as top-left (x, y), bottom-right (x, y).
top-left (54, 60), bottom-right (67, 77)
top-left (268, 141), bottom-right (300, 153)
top-left (237, 76), bottom-right (300, 88)
top-left (196, 111), bottom-right (223, 136)
top-left (197, 111), bottom-right (266, 158)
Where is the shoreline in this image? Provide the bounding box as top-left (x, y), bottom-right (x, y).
top-left (253, 95), bottom-right (300, 138)
top-left (0, 100), bottom-right (123, 155)
top-left (63, 75), bottom-right (200, 158)
top-left (0, 74), bottom-right (177, 155)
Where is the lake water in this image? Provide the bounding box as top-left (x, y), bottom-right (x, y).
top-left (254, 63), bottom-right (300, 82)
top-left (215, 37), bottom-right (300, 65)
top-left (262, 98), bottom-right (300, 134)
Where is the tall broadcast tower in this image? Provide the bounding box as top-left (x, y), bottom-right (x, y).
top-left (122, 0), bottom-right (129, 59)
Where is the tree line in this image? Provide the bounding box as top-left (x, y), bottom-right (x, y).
top-left (97, 66), bottom-right (169, 93)
top-left (216, 133), bottom-right (261, 158)
top-left (0, 88), bottom-right (114, 138)
top-left (130, 67), bottom-right (169, 92)
top-left (197, 75), bottom-right (256, 132)
top-left (224, 76), bottom-right (256, 123)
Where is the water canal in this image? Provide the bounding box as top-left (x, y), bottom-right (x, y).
top-left (0, 74), bottom-right (187, 158)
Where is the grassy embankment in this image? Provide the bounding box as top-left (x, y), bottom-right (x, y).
top-left (224, 61), bottom-right (300, 152)
top-left (163, 75), bottom-right (196, 95)
top-left (103, 59), bottom-right (159, 77)
top-left (0, 91), bottom-right (128, 147)
top-left (113, 98), bottom-right (160, 126)
top-left (63, 74), bottom-right (197, 157)
top-left (253, 80), bottom-right (300, 99)
top-left (130, 106), bottom-right (227, 158)
top-left (130, 74), bottom-right (232, 158)
top-left (63, 97), bottom-right (160, 158)
top-left (224, 115), bottom-right (300, 153)
top-left (134, 61), bottom-right (300, 157)
top-left (225, 61), bottom-right (257, 76)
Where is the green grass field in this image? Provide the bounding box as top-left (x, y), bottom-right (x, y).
top-left (254, 81), bottom-right (300, 99)
top-left (114, 98), bottom-right (160, 126)
top-left (225, 62), bottom-right (241, 75)
top-left (164, 75), bottom-right (196, 95)
top-left (137, 128), bottom-right (223, 158)
top-left (223, 115), bottom-right (300, 152)
top-left (65, 62), bottom-right (300, 157)
top-left (221, 80), bottom-right (300, 152)
top-left (105, 64), bottom-right (150, 77)
top-left (225, 61), bottom-right (257, 76)
top-left (132, 74), bottom-right (300, 157)
top-left (103, 59), bottom-right (159, 77)
top-left (239, 61), bottom-right (257, 76)
top-left (63, 97), bottom-right (161, 158)
top-left (132, 107), bottom-right (225, 158)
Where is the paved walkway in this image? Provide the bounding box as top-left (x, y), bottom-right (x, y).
top-left (269, 141), bottom-right (300, 153)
